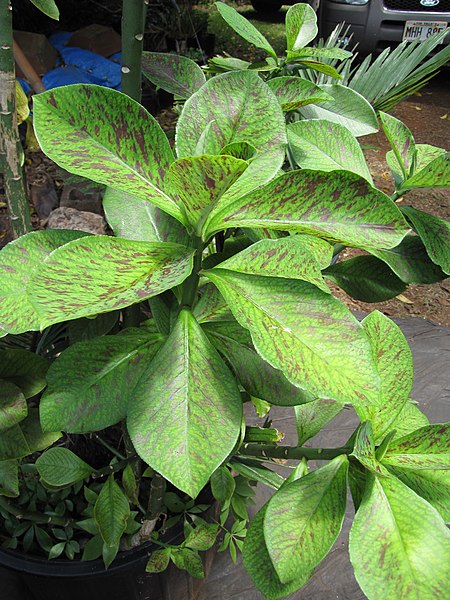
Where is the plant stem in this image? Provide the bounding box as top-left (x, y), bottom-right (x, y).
top-left (239, 444), bottom-right (352, 461)
top-left (181, 238), bottom-right (204, 308)
top-left (0, 496), bottom-right (73, 527)
top-left (0, 0), bottom-right (32, 238)
top-left (120, 0), bottom-right (148, 328)
top-left (92, 433), bottom-right (126, 461)
top-left (91, 455), bottom-right (139, 480)
top-left (121, 0), bottom-right (148, 102)
top-left (147, 472), bottom-right (166, 520)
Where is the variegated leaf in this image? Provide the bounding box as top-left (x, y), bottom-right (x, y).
top-left (28, 237), bottom-right (194, 328)
top-left (369, 235), bottom-right (447, 284)
top-left (350, 474), bottom-right (450, 600)
top-left (165, 154), bottom-right (248, 231)
top-left (0, 380), bottom-right (27, 432)
top-left (382, 424), bottom-right (450, 470)
top-left (324, 255), bottom-right (407, 302)
top-left (0, 349), bottom-right (49, 398)
top-left (387, 467), bottom-right (450, 523)
top-left (285, 3), bottom-right (318, 53)
top-left (204, 169), bottom-right (409, 249)
top-left (203, 320), bottom-right (313, 406)
top-left (0, 230), bottom-right (89, 335)
top-left (127, 310), bottom-right (242, 498)
top-left (103, 188), bottom-right (190, 245)
top-left (287, 120), bottom-right (373, 183)
top-left (243, 505), bottom-right (312, 600)
top-left (264, 456), bottom-right (348, 583)
top-left (401, 206), bottom-right (450, 274)
top-left (298, 85), bottom-right (378, 137)
top-left (360, 311), bottom-right (414, 440)
top-left (399, 152), bottom-right (450, 192)
top-left (142, 52), bottom-right (206, 99)
top-left (205, 269), bottom-right (380, 407)
top-left (267, 77), bottom-right (332, 111)
top-left (176, 71), bottom-right (287, 210)
top-left (33, 85), bottom-right (185, 224)
top-left (40, 329), bottom-right (164, 433)
top-left (214, 235), bottom-right (332, 292)
top-left (295, 398), bottom-right (343, 445)
top-left (379, 111), bottom-right (416, 180)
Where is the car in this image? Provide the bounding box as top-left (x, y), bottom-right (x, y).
top-left (317, 0), bottom-right (450, 54)
top-left (250, 0), bottom-right (449, 55)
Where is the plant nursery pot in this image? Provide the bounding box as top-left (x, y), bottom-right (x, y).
top-left (0, 542), bottom-right (163, 600)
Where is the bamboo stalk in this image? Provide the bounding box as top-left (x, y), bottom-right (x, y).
top-left (0, 0), bottom-right (32, 238)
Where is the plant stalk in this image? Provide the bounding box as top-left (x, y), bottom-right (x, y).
top-left (120, 0), bottom-right (148, 328)
top-left (0, 496), bottom-right (73, 527)
top-left (181, 238), bottom-right (204, 308)
top-left (121, 0), bottom-right (148, 102)
top-left (0, 0), bottom-right (32, 238)
top-left (239, 444), bottom-right (351, 461)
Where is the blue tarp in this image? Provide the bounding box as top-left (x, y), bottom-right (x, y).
top-left (59, 47), bottom-right (121, 88)
top-left (48, 31), bottom-right (73, 52)
top-left (42, 65), bottom-right (97, 90)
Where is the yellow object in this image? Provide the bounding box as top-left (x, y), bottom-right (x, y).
top-left (15, 81), bottom-right (30, 125)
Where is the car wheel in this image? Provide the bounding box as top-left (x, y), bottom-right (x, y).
top-left (250, 0), bottom-right (283, 13)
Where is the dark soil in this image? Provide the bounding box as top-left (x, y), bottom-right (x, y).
top-left (332, 74), bottom-right (450, 327)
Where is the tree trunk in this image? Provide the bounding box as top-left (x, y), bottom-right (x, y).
top-left (0, 0), bottom-right (32, 238)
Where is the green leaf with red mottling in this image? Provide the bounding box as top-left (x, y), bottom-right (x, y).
top-left (351, 422), bottom-right (386, 476)
top-left (176, 71), bottom-right (287, 215)
top-left (40, 329), bottom-right (164, 433)
top-left (267, 77), bottom-right (332, 112)
top-left (204, 269), bottom-right (380, 407)
top-left (215, 2), bottom-right (277, 59)
top-left (0, 409), bottom-right (61, 461)
top-left (28, 236), bottom-right (194, 328)
top-left (359, 311), bottom-right (413, 440)
top-left (349, 474), bottom-right (450, 600)
top-left (379, 111), bottom-right (416, 181)
top-left (142, 52), bottom-right (206, 99)
top-left (203, 320), bottom-right (313, 407)
top-left (0, 349), bottom-right (49, 399)
top-left (127, 310), bottom-right (242, 498)
top-left (388, 401), bottom-right (429, 441)
top-left (243, 504), bottom-right (312, 600)
top-left (192, 284), bottom-right (232, 323)
top-left (0, 460), bottom-right (19, 497)
top-left (264, 456), bottom-right (348, 584)
top-left (298, 85), bottom-right (378, 137)
top-left (399, 152), bottom-right (450, 192)
top-left (103, 188), bottom-right (190, 245)
top-left (220, 141), bottom-right (257, 161)
top-left (0, 230), bottom-right (89, 335)
top-left (0, 381), bottom-right (27, 432)
top-left (401, 206), bottom-right (450, 274)
top-left (285, 3), bottom-right (318, 53)
top-left (324, 255), bottom-right (407, 302)
top-left (287, 120), bottom-right (373, 183)
top-left (386, 467), bottom-right (450, 523)
top-left (165, 155), bottom-right (248, 231)
top-left (33, 85), bottom-right (185, 224)
top-left (369, 235), bottom-right (447, 284)
top-left (295, 397), bottom-right (343, 445)
top-left (213, 235), bottom-right (332, 293)
top-left (204, 169), bottom-right (409, 249)
top-left (382, 423), bottom-right (450, 470)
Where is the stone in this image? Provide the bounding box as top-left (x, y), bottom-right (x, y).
top-left (59, 183), bottom-right (104, 215)
top-left (68, 25), bottom-right (121, 58)
top-left (13, 31), bottom-right (57, 78)
top-left (47, 207), bottom-right (107, 235)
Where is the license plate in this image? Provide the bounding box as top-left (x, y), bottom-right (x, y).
top-left (403, 21), bottom-right (447, 42)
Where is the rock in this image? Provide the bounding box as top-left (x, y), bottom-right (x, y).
top-left (60, 182), bottom-right (104, 215)
top-left (47, 207), bottom-right (107, 235)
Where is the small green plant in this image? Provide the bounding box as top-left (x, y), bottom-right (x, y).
top-left (0, 4), bottom-right (449, 598)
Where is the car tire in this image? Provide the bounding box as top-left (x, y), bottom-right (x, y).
top-left (250, 0), bottom-right (283, 13)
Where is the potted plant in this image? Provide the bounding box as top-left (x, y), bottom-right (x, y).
top-left (0, 4), bottom-right (449, 600)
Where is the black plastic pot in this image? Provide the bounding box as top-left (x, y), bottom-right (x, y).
top-left (0, 542), bottom-right (163, 600)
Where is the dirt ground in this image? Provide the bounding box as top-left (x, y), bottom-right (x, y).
top-left (0, 74), bottom-right (448, 326)
top-left (332, 74), bottom-right (450, 327)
